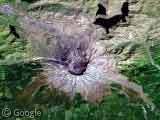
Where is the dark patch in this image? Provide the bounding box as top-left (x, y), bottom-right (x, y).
top-left (121, 1), bottom-right (129, 22)
top-left (93, 15), bottom-right (123, 33)
top-left (53, 35), bottom-right (90, 75)
top-left (67, 48), bottom-right (89, 75)
top-left (94, 1), bottom-right (130, 33)
top-left (9, 25), bottom-right (20, 38)
top-left (68, 61), bottom-right (89, 75)
top-left (96, 3), bottom-right (107, 16)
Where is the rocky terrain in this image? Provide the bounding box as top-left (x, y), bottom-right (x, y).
top-left (0, 0), bottom-right (160, 120)
top-left (26, 0), bottom-right (160, 68)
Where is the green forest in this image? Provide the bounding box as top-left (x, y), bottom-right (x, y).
top-left (0, 0), bottom-right (160, 120)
